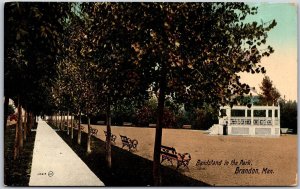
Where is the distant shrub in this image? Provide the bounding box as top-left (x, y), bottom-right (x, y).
top-left (135, 105), bottom-right (176, 128)
top-left (135, 105), bottom-right (156, 127)
top-left (189, 109), bottom-right (218, 130)
top-left (280, 100), bottom-right (297, 134)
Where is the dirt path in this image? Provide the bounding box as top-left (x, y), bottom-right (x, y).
top-left (81, 124), bottom-right (297, 186)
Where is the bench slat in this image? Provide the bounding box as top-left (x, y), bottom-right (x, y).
top-left (161, 145), bottom-right (176, 151)
top-left (161, 151), bottom-right (177, 158)
top-left (160, 145), bottom-right (191, 170)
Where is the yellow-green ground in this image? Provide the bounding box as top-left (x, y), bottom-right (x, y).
top-left (81, 124), bottom-right (297, 186)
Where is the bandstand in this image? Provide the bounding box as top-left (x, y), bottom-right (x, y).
top-left (208, 104), bottom-right (280, 136)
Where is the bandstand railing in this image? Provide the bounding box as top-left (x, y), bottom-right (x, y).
top-left (224, 117), bottom-right (279, 126)
top-left (228, 117), bottom-right (251, 125)
top-left (253, 117), bottom-right (273, 126)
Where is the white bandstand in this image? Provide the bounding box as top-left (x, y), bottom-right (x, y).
top-left (208, 104), bottom-right (280, 136)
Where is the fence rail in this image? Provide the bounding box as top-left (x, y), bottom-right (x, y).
top-left (224, 117), bottom-right (279, 126)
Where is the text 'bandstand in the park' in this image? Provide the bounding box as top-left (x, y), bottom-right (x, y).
top-left (208, 104), bottom-right (280, 136)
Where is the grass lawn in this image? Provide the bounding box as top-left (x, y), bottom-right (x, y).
top-left (78, 124), bottom-right (297, 186)
top-left (54, 127), bottom-right (208, 186)
top-left (8, 120), bottom-right (296, 186)
top-left (4, 124), bottom-right (37, 186)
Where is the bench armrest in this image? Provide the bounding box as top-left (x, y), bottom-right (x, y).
top-left (177, 153), bottom-right (191, 161)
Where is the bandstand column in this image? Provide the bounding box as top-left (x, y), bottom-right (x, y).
top-left (272, 106), bottom-right (275, 126)
top-left (227, 107), bottom-right (231, 126)
top-left (266, 109), bottom-right (268, 125)
top-left (251, 106), bottom-right (254, 126)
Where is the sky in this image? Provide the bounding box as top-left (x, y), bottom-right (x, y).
top-left (239, 2), bottom-right (298, 101)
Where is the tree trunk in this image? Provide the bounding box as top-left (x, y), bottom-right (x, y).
top-left (87, 116), bottom-right (91, 154)
top-left (71, 113), bottom-right (74, 139)
top-left (13, 121), bottom-right (19, 160)
top-left (62, 112), bottom-right (65, 131)
top-left (60, 111), bottom-right (63, 130)
top-left (67, 110), bottom-right (69, 135)
top-left (17, 102), bottom-right (23, 150)
top-left (153, 69), bottom-right (167, 186)
top-left (106, 101), bottom-right (112, 168)
top-left (77, 111), bottom-right (81, 144)
top-left (4, 96), bottom-right (9, 131)
top-left (23, 109), bottom-right (27, 141)
top-left (26, 111), bottom-right (31, 136)
top-left (14, 97), bottom-right (23, 160)
top-left (55, 112), bottom-right (58, 128)
top-left (30, 112), bottom-right (34, 130)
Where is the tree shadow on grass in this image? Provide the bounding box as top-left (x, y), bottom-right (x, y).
top-left (4, 124), bottom-right (37, 186)
top-left (55, 128), bottom-right (209, 186)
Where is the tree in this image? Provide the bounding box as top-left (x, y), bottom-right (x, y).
top-left (4, 2), bottom-right (73, 159)
top-left (136, 96), bottom-right (180, 128)
top-left (259, 76), bottom-right (281, 105)
top-left (75, 2), bottom-right (277, 185)
top-left (280, 100), bottom-right (297, 134)
top-left (111, 99), bottom-right (139, 126)
top-left (104, 3), bottom-right (276, 185)
top-left (79, 3), bottom-right (151, 168)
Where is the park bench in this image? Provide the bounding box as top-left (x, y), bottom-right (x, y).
top-left (182, 125), bottom-right (192, 129)
top-left (281, 128), bottom-right (288, 134)
top-left (74, 125), bottom-right (84, 131)
top-left (104, 130), bottom-right (117, 144)
top-left (123, 122), bottom-right (132, 126)
top-left (97, 120), bottom-right (105, 125)
top-left (120, 135), bottom-right (138, 151)
top-left (287, 129), bottom-right (294, 134)
top-left (160, 145), bottom-right (191, 170)
top-left (90, 127), bottom-right (98, 136)
top-left (149, 123), bottom-right (156, 128)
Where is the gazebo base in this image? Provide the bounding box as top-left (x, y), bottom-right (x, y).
top-left (228, 125), bottom-right (280, 136)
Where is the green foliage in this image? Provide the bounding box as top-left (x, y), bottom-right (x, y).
top-left (78, 3), bottom-right (277, 116)
top-left (259, 76), bottom-right (281, 105)
top-left (174, 111), bottom-right (189, 128)
top-left (191, 109), bottom-right (218, 130)
top-left (184, 105), bottom-right (219, 130)
top-left (235, 95), bottom-right (260, 106)
top-left (280, 100), bottom-right (297, 134)
top-left (135, 105), bottom-right (177, 128)
top-left (162, 108), bottom-right (176, 128)
top-left (136, 106), bottom-right (152, 127)
top-left (135, 97), bottom-right (218, 130)
top-left (111, 100), bottom-right (139, 125)
top-left (5, 2), bottom-right (73, 114)
top-left (6, 2), bottom-right (277, 117)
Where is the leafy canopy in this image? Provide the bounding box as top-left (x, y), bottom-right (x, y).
top-left (81, 3), bottom-right (277, 109)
